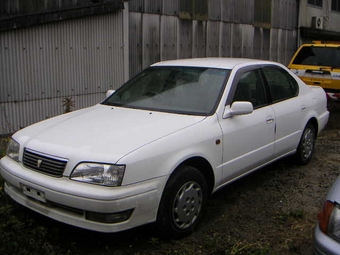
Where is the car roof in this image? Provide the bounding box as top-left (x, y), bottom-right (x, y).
top-left (151, 58), bottom-right (276, 70)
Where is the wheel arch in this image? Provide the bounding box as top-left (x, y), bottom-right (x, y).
top-left (306, 117), bottom-right (318, 138)
top-left (176, 156), bottom-right (215, 195)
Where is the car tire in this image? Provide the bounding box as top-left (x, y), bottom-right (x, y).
top-left (155, 165), bottom-right (207, 239)
top-left (295, 122), bottom-right (316, 165)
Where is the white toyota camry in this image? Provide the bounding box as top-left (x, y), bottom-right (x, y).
top-left (0, 58), bottom-right (329, 238)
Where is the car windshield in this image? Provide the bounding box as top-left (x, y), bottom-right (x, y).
top-left (292, 46), bottom-right (340, 68)
top-left (102, 66), bottom-right (230, 115)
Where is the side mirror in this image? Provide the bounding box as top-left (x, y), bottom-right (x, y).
top-left (223, 101), bottom-right (253, 119)
top-left (106, 90), bottom-right (115, 98)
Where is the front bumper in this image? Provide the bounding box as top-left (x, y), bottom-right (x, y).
top-left (0, 156), bottom-right (167, 233)
top-left (313, 223), bottom-right (340, 255)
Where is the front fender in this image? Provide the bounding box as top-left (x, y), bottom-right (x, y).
top-left (118, 115), bottom-right (223, 188)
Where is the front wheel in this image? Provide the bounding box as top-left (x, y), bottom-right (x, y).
top-left (295, 123), bottom-right (316, 165)
top-left (155, 165), bottom-right (207, 239)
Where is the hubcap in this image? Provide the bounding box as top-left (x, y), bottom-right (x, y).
top-left (172, 181), bottom-right (202, 229)
top-left (302, 128), bottom-right (314, 159)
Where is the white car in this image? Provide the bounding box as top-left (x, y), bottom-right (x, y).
top-left (0, 58), bottom-right (329, 238)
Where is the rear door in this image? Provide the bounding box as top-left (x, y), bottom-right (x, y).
top-left (261, 65), bottom-right (304, 158)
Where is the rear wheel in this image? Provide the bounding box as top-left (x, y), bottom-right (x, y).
top-left (156, 165), bottom-right (207, 239)
top-left (295, 123), bottom-right (316, 164)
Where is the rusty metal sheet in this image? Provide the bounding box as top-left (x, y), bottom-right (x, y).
top-left (277, 29), bottom-right (286, 63)
top-left (234, 0), bottom-right (246, 23)
top-left (163, 0), bottom-right (179, 16)
top-left (209, 0), bottom-right (222, 21)
top-left (144, 0), bottom-right (162, 14)
top-left (178, 19), bottom-right (193, 59)
top-left (253, 27), bottom-right (262, 59)
top-left (206, 21), bottom-right (220, 57)
top-left (270, 28), bottom-right (279, 61)
top-left (161, 16), bottom-right (178, 61)
top-left (129, 12), bottom-right (143, 77)
top-left (221, 0), bottom-right (234, 22)
top-left (231, 24), bottom-right (242, 57)
top-left (142, 13), bottom-right (160, 68)
top-left (241, 25), bottom-right (255, 58)
top-left (192, 20), bottom-right (207, 58)
top-left (220, 22), bottom-right (232, 57)
top-left (262, 28), bottom-right (270, 60)
top-left (129, 0), bottom-right (144, 12)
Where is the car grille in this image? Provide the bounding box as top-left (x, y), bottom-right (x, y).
top-left (23, 148), bottom-right (68, 177)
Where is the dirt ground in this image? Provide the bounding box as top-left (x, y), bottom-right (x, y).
top-left (0, 102), bottom-right (339, 255)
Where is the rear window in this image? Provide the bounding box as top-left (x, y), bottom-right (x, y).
top-left (262, 66), bottom-right (299, 103)
top-left (292, 46), bottom-right (340, 68)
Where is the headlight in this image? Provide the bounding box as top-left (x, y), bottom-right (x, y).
top-left (6, 138), bottom-right (20, 162)
top-left (70, 163), bottom-right (125, 187)
top-left (318, 201), bottom-right (340, 242)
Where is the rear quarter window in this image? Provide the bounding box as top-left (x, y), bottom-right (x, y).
top-left (262, 67), bottom-right (299, 103)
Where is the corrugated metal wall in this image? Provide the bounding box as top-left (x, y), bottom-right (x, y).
top-left (0, 0), bottom-right (298, 135)
top-left (0, 11), bottom-right (126, 135)
top-left (129, 0), bottom-right (298, 77)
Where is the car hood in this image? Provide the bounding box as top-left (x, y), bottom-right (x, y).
top-left (14, 104), bottom-right (206, 163)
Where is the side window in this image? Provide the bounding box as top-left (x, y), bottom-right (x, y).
top-left (232, 69), bottom-right (268, 109)
top-left (262, 67), bottom-right (299, 103)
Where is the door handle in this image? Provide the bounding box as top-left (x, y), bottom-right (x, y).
top-left (266, 118), bottom-right (274, 124)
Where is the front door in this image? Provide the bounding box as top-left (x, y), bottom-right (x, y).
top-left (219, 67), bottom-right (275, 183)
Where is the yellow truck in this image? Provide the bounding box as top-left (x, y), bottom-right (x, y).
top-left (288, 41), bottom-right (340, 101)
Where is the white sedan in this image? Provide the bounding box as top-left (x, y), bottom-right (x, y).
top-left (0, 58), bottom-right (329, 238)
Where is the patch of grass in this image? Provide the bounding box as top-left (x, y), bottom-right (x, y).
top-left (289, 209), bottom-right (305, 219)
top-left (0, 136), bottom-right (9, 158)
top-left (275, 209), bottom-right (306, 222)
top-left (230, 242), bottom-right (271, 255)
